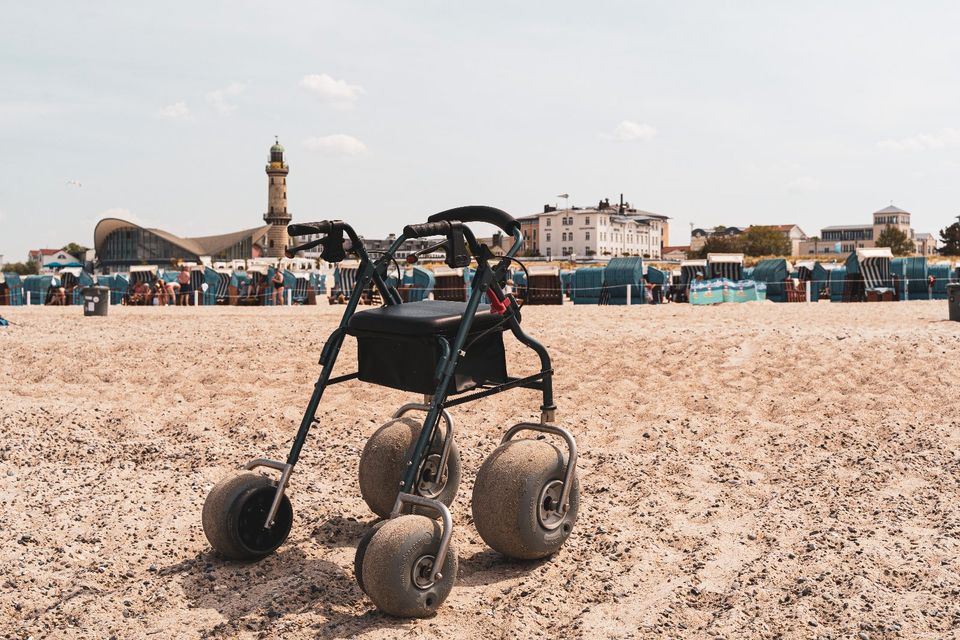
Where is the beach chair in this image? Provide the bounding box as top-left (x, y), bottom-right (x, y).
top-left (707, 253), bottom-right (744, 281)
top-left (0, 273), bottom-right (8, 306)
top-left (329, 260), bottom-right (368, 304)
top-left (751, 258), bottom-right (793, 303)
top-left (645, 266), bottom-right (670, 304)
top-left (432, 267), bottom-right (469, 302)
top-left (845, 248), bottom-right (893, 302)
top-left (603, 257), bottom-right (644, 305)
top-left (399, 266), bottom-right (435, 302)
top-left (523, 266), bottom-right (563, 305)
top-left (570, 267), bottom-right (604, 304)
top-left (1, 273), bottom-right (24, 305)
top-left (928, 263), bottom-right (954, 300)
top-left (201, 207), bottom-right (579, 618)
top-left (202, 267), bottom-right (233, 305)
top-left (238, 265), bottom-right (269, 305)
top-left (679, 259), bottom-right (707, 303)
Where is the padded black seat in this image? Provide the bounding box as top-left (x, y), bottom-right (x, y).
top-left (348, 300), bottom-right (502, 336)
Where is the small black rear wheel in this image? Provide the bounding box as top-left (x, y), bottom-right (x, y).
top-left (202, 472), bottom-right (293, 560)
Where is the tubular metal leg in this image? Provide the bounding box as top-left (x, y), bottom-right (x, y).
top-left (501, 423), bottom-right (577, 515)
top-left (243, 458), bottom-right (294, 529)
top-left (389, 492), bottom-right (453, 582)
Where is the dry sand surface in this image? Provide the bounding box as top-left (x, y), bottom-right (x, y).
top-left (2, 301), bottom-right (959, 639)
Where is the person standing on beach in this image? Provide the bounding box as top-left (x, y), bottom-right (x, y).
top-left (177, 267), bottom-right (191, 306)
top-left (272, 267), bottom-right (285, 305)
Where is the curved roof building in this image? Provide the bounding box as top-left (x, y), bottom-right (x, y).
top-left (94, 218), bottom-right (271, 271)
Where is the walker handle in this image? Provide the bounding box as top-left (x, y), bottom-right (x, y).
top-left (427, 206), bottom-right (519, 234)
top-left (403, 220), bottom-right (452, 238)
top-left (288, 220), bottom-right (343, 237)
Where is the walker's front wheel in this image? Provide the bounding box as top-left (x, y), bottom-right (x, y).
top-left (471, 439), bottom-right (579, 560)
top-left (357, 515), bottom-right (458, 617)
top-left (202, 472), bottom-right (293, 560)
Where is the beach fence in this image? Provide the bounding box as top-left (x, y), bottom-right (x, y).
top-left (570, 267), bottom-right (604, 305)
top-left (845, 247), bottom-right (894, 302)
top-left (707, 253), bottom-right (744, 281)
top-left (602, 257), bottom-right (644, 305)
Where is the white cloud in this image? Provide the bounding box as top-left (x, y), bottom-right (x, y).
top-left (207, 82), bottom-right (248, 115)
top-left (158, 101), bottom-right (190, 120)
top-left (787, 176), bottom-right (819, 192)
top-left (300, 74), bottom-right (364, 109)
top-left (877, 128), bottom-right (960, 151)
top-left (302, 134), bottom-right (368, 156)
top-left (609, 120), bottom-right (658, 141)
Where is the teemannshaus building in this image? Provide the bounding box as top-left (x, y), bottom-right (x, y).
top-left (797, 204), bottom-right (937, 256)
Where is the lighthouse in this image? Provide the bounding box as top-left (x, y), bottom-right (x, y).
top-left (263, 138), bottom-right (291, 258)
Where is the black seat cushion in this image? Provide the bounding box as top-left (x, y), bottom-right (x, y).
top-left (347, 300), bottom-right (503, 336)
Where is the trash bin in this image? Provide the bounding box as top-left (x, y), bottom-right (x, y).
top-left (83, 286), bottom-right (109, 317)
top-left (949, 284), bottom-right (960, 322)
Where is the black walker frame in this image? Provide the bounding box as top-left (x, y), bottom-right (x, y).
top-left (243, 206), bottom-right (576, 588)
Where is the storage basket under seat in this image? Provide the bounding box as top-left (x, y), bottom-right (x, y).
top-left (347, 300), bottom-right (508, 395)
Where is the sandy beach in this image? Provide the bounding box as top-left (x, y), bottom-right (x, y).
top-left (1, 301), bottom-right (959, 639)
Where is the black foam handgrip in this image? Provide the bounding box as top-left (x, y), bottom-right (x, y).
top-left (403, 221), bottom-right (451, 238)
top-left (427, 206), bottom-right (519, 234)
top-left (288, 221), bottom-right (335, 237)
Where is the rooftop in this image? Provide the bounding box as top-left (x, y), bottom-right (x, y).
top-left (874, 204), bottom-right (909, 214)
top-left (821, 224), bottom-right (873, 231)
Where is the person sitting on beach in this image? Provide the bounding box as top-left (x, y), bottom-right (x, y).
top-left (129, 280), bottom-right (151, 305)
top-left (45, 282), bottom-right (67, 305)
top-left (271, 268), bottom-right (285, 305)
top-left (176, 267), bottom-right (192, 306)
top-left (155, 278), bottom-right (172, 305)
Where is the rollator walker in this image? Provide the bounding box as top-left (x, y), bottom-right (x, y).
top-left (201, 206), bottom-right (580, 617)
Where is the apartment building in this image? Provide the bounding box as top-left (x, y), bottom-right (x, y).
top-left (529, 199), bottom-right (668, 259)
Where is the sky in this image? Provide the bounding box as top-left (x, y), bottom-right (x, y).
top-left (3, 0), bottom-right (960, 263)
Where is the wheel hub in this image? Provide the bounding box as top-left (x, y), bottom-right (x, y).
top-left (237, 486), bottom-right (292, 553)
top-left (411, 554), bottom-right (436, 589)
top-left (416, 454), bottom-right (447, 498)
top-left (537, 480), bottom-right (565, 531)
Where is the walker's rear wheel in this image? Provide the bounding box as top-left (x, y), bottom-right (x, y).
top-left (358, 515), bottom-right (458, 617)
top-left (202, 472), bottom-right (293, 560)
top-left (359, 417), bottom-right (461, 518)
top-left (471, 439), bottom-right (579, 560)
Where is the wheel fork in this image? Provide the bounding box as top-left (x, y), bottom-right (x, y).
top-left (502, 422), bottom-right (578, 516)
top-left (390, 492), bottom-right (453, 584)
top-left (244, 458), bottom-right (293, 529)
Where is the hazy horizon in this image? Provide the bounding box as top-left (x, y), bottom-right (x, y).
top-left (3, 1), bottom-right (960, 263)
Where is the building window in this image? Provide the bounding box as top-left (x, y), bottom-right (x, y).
top-left (546, 233), bottom-right (551, 242)
top-left (585, 231), bottom-right (591, 240)
top-left (546, 219), bottom-right (551, 227)
top-left (585, 216), bottom-right (590, 224)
